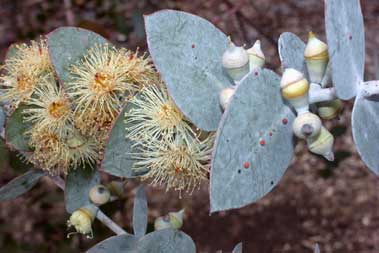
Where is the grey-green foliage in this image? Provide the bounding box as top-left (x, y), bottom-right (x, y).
top-left (47, 27), bottom-right (108, 85)
top-left (325, 0), bottom-right (365, 100)
top-left (65, 166), bottom-right (100, 213)
top-left (133, 185), bottom-right (148, 238)
top-left (210, 70), bottom-right (295, 212)
top-left (325, 0), bottom-right (377, 174)
top-left (279, 1), bottom-right (379, 176)
top-left (88, 229), bottom-right (195, 253)
top-left (145, 10), bottom-right (233, 131)
top-left (5, 104), bottom-right (32, 152)
top-left (101, 98), bottom-right (146, 178)
top-left (87, 235), bottom-right (139, 253)
top-left (137, 228), bottom-right (196, 253)
top-left (278, 32), bottom-right (307, 76)
top-left (352, 94), bottom-right (379, 175)
top-left (0, 170), bottom-right (44, 201)
top-left (87, 186), bottom-right (194, 253)
top-left (232, 242), bottom-right (243, 253)
top-left (314, 243), bottom-right (320, 253)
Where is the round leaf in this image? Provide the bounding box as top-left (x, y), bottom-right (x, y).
top-left (325, 0), bottom-right (365, 100)
top-left (145, 10), bottom-right (232, 131)
top-left (352, 94), bottom-right (379, 175)
top-left (101, 100), bottom-right (147, 178)
top-left (65, 166), bottom-right (100, 213)
top-left (5, 104), bottom-right (32, 152)
top-left (133, 185), bottom-right (148, 238)
top-left (232, 242), bottom-right (243, 253)
top-left (137, 229), bottom-right (196, 253)
top-left (278, 32), bottom-right (307, 77)
top-left (210, 69), bottom-right (296, 212)
top-left (47, 27), bottom-right (108, 85)
top-left (87, 235), bottom-right (138, 253)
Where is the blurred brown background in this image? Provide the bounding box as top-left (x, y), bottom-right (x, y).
top-left (0, 0), bottom-right (379, 252)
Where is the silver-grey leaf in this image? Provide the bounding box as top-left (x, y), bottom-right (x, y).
top-left (87, 235), bottom-right (138, 253)
top-left (352, 93), bottom-right (379, 175)
top-left (232, 242), bottom-right (243, 253)
top-left (65, 167), bottom-right (100, 213)
top-left (325, 0), bottom-right (365, 100)
top-left (314, 243), bottom-right (320, 253)
top-left (137, 228), bottom-right (196, 253)
top-left (0, 170), bottom-right (44, 201)
top-left (210, 69), bottom-right (295, 212)
top-left (133, 185), bottom-right (148, 238)
top-left (145, 10), bottom-right (232, 131)
top-left (278, 32), bottom-right (307, 77)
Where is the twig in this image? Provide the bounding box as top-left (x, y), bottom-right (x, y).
top-left (309, 83), bottom-right (337, 104)
top-left (47, 175), bottom-right (128, 236)
top-left (96, 210), bottom-right (128, 235)
top-left (63, 0), bottom-right (75, 26)
top-left (361, 80), bottom-right (379, 98)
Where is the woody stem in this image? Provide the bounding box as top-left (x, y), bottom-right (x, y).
top-left (361, 80), bottom-right (379, 98)
top-left (309, 83), bottom-right (337, 104)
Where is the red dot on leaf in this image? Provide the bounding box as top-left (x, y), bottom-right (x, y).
top-left (282, 118), bottom-right (288, 125)
top-left (259, 139), bottom-right (266, 146)
top-left (191, 44), bottom-right (195, 48)
top-left (243, 162), bottom-right (250, 169)
top-left (269, 132), bottom-right (273, 136)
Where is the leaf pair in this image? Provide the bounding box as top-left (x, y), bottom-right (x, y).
top-left (145, 10), bottom-right (295, 213)
top-left (87, 185), bottom-right (195, 253)
top-left (87, 229), bottom-right (195, 253)
top-left (144, 0), bottom-right (378, 214)
top-left (280, 0), bottom-right (379, 175)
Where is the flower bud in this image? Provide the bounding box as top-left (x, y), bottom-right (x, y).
top-left (168, 209), bottom-right (184, 229)
top-left (154, 216), bottom-right (172, 231)
top-left (281, 68), bottom-right (310, 114)
top-left (247, 40), bottom-right (265, 71)
top-left (67, 204), bottom-right (97, 238)
top-left (307, 126), bottom-right (334, 161)
top-left (292, 112), bottom-right (322, 139)
top-left (222, 40), bottom-right (249, 82)
top-left (89, 184), bottom-right (111, 206)
top-left (317, 99), bottom-right (343, 120)
top-left (304, 32), bottom-right (329, 84)
top-left (219, 87), bottom-right (235, 110)
top-left (154, 209), bottom-right (184, 231)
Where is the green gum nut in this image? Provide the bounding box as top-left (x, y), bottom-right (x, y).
top-left (307, 126), bottom-right (334, 161)
top-left (89, 184), bottom-right (111, 206)
top-left (317, 99), bottom-right (343, 120)
top-left (154, 216), bottom-right (172, 231)
top-left (304, 32), bottom-right (329, 84)
top-left (247, 40), bottom-right (265, 71)
top-left (169, 209), bottom-right (184, 229)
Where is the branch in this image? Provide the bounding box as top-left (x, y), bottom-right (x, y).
top-left (309, 83), bottom-right (337, 104)
top-left (361, 81), bottom-right (379, 98)
top-left (47, 175), bottom-right (128, 236)
top-left (96, 210), bottom-right (128, 235)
